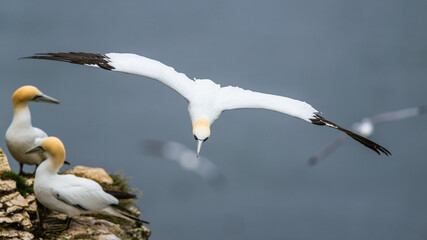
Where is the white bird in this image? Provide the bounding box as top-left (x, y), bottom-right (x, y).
top-left (25, 52), bottom-right (391, 157)
top-left (5, 85), bottom-right (60, 175)
top-left (28, 136), bottom-right (148, 231)
top-left (143, 140), bottom-right (226, 187)
top-left (308, 106), bottom-right (426, 165)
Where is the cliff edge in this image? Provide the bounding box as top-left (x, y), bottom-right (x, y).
top-left (0, 147), bottom-right (151, 240)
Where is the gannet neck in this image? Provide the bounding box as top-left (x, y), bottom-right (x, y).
top-left (39, 137), bottom-right (66, 173)
top-left (10, 104), bottom-right (32, 129)
top-left (36, 158), bottom-right (59, 177)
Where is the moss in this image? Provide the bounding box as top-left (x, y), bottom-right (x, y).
top-left (0, 170), bottom-right (33, 196)
top-left (100, 172), bottom-right (140, 208)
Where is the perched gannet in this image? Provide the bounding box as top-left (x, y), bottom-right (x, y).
top-left (5, 85), bottom-right (60, 175)
top-left (309, 106), bottom-right (426, 165)
top-left (143, 140), bottom-right (225, 187)
top-left (25, 52), bottom-right (391, 157)
top-left (28, 137), bottom-right (148, 230)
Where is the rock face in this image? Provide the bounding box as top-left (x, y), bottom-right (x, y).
top-left (0, 148), bottom-right (151, 240)
top-left (64, 165), bottom-right (114, 184)
top-left (0, 148), bottom-right (35, 240)
top-left (0, 148), bottom-right (10, 172)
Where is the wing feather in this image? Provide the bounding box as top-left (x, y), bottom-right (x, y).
top-left (52, 175), bottom-right (118, 211)
top-left (218, 86), bottom-right (318, 122)
top-left (217, 86), bottom-right (390, 156)
top-left (369, 106), bottom-right (426, 124)
top-left (24, 52), bottom-right (195, 100)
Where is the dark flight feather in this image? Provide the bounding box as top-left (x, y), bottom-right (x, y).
top-left (310, 114), bottom-right (391, 156)
top-left (22, 52), bottom-right (115, 70)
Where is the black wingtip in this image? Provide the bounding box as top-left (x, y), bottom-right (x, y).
top-left (20, 52), bottom-right (115, 70)
top-left (310, 114), bottom-right (392, 157)
top-left (105, 190), bottom-right (137, 200)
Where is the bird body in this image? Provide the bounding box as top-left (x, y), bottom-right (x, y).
top-left (30, 137), bottom-right (147, 225)
top-left (188, 79), bottom-right (222, 125)
top-left (5, 86), bottom-right (60, 174)
top-left (25, 52), bottom-right (390, 157)
top-left (35, 168), bottom-right (121, 218)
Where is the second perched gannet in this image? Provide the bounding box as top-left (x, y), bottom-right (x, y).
top-left (308, 106), bottom-right (426, 165)
top-left (25, 52), bottom-right (391, 157)
top-left (5, 85), bottom-right (60, 175)
top-left (28, 137), bottom-right (148, 230)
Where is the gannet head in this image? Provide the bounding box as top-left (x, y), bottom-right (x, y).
top-left (192, 118), bottom-right (211, 157)
top-left (26, 136), bottom-right (66, 171)
top-left (12, 85), bottom-right (60, 107)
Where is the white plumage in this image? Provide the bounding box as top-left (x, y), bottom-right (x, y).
top-left (30, 137), bottom-right (147, 229)
top-left (25, 52), bottom-right (391, 157)
top-left (5, 85), bottom-right (60, 175)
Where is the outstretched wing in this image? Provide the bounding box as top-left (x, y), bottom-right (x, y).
top-left (23, 52), bottom-right (195, 100)
top-left (218, 86), bottom-right (319, 122)
top-left (369, 106), bottom-right (426, 125)
top-left (218, 86), bottom-right (391, 156)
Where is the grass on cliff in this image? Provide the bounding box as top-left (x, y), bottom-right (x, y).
top-left (0, 170), bottom-right (33, 195)
top-left (101, 171), bottom-right (140, 208)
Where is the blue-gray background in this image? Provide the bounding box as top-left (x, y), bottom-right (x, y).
top-left (1, 1), bottom-right (426, 239)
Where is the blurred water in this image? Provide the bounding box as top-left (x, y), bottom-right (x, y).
top-left (1, 1), bottom-right (426, 239)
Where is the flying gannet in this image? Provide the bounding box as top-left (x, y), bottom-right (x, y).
top-left (5, 85), bottom-right (60, 175)
top-left (28, 137), bottom-right (149, 231)
top-left (308, 106), bottom-right (426, 165)
top-left (24, 52), bottom-right (391, 157)
top-left (143, 140), bottom-right (225, 187)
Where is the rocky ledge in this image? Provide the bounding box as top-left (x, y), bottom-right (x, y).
top-left (0, 147), bottom-right (150, 240)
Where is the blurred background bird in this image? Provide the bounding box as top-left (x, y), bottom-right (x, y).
top-left (142, 140), bottom-right (226, 189)
top-left (308, 106), bottom-right (426, 165)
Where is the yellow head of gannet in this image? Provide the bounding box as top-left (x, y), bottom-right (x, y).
top-left (12, 85), bottom-right (60, 108)
top-left (192, 118), bottom-right (211, 157)
top-left (26, 136), bottom-right (66, 171)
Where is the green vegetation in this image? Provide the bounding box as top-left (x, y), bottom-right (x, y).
top-left (101, 171), bottom-right (140, 208)
top-left (0, 170), bottom-right (33, 195)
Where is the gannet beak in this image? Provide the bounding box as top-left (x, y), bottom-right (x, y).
top-left (33, 94), bottom-right (60, 104)
top-left (26, 146), bottom-right (44, 154)
top-left (196, 139), bottom-right (203, 158)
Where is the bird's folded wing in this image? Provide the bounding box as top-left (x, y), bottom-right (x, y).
top-left (369, 106), bottom-right (427, 124)
top-left (33, 128), bottom-right (48, 144)
top-left (217, 86), bottom-right (319, 122)
top-left (52, 176), bottom-right (118, 211)
top-left (24, 52), bottom-right (195, 100)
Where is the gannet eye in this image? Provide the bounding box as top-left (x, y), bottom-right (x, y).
top-left (203, 137), bottom-right (209, 142)
top-left (32, 95), bottom-right (43, 101)
top-left (193, 135), bottom-right (198, 140)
